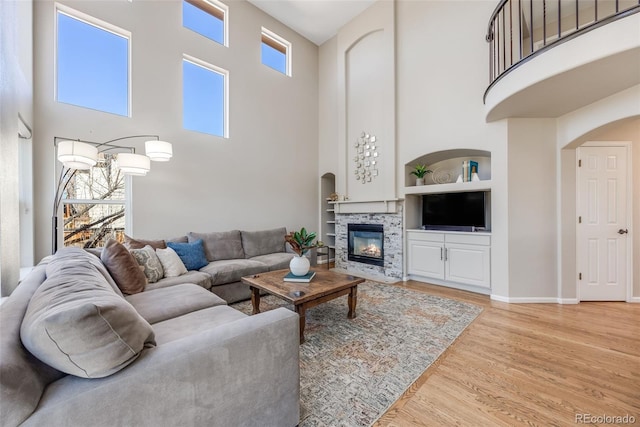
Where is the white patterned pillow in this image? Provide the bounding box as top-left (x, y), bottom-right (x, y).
top-left (156, 247), bottom-right (187, 277)
top-left (129, 245), bottom-right (164, 283)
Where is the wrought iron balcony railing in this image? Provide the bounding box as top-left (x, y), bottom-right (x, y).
top-left (485, 0), bottom-right (640, 101)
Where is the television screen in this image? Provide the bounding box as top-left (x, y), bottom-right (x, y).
top-left (422, 191), bottom-right (486, 228)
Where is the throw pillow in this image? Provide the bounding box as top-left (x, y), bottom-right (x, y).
top-left (100, 239), bottom-right (147, 295)
top-left (156, 247), bottom-right (188, 277)
top-left (123, 234), bottom-right (167, 250)
top-left (129, 245), bottom-right (164, 283)
top-left (21, 248), bottom-right (156, 378)
top-left (166, 239), bottom-right (209, 270)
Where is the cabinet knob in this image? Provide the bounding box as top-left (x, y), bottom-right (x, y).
top-left (617, 228), bottom-right (628, 235)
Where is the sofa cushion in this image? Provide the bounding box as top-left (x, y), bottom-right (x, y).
top-left (0, 260), bottom-right (65, 427)
top-left (101, 239), bottom-right (148, 295)
top-left (156, 247), bottom-right (188, 277)
top-left (250, 253), bottom-right (295, 271)
top-left (129, 245), bottom-right (164, 283)
top-left (20, 249), bottom-right (156, 379)
top-left (152, 305), bottom-right (247, 345)
top-left (166, 240), bottom-right (209, 271)
top-left (188, 230), bottom-right (245, 261)
top-left (241, 227), bottom-right (287, 258)
top-left (145, 270), bottom-right (212, 291)
top-left (200, 259), bottom-right (267, 286)
top-left (125, 284), bottom-right (227, 324)
top-left (123, 234), bottom-right (167, 250)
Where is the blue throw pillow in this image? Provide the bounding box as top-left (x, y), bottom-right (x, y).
top-left (166, 239), bottom-right (208, 271)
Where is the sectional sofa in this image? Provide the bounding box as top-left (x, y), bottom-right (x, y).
top-left (126, 227), bottom-right (298, 303)
top-left (0, 228), bottom-right (301, 426)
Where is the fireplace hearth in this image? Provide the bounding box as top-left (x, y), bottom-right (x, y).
top-left (348, 224), bottom-right (384, 267)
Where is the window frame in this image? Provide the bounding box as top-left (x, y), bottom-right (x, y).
top-left (183, 0), bottom-right (229, 47)
top-left (60, 154), bottom-right (133, 249)
top-left (261, 27), bottom-right (292, 76)
top-left (182, 54), bottom-right (230, 138)
top-left (54, 3), bottom-right (132, 117)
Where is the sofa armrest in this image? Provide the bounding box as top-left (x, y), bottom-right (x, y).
top-left (23, 308), bottom-right (300, 427)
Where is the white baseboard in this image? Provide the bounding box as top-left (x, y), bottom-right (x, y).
top-left (629, 297), bottom-right (640, 303)
top-left (558, 298), bottom-right (579, 304)
top-left (490, 295), bottom-right (563, 303)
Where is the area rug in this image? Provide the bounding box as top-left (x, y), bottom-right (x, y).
top-left (232, 281), bottom-right (483, 427)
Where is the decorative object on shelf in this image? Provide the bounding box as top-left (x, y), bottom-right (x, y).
top-left (409, 164), bottom-right (432, 186)
top-left (52, 135), bottom-right (173, 254)
top-left (353, 131), bottom-right (379, 184)
top-left (327, 192), bottom-right (339, 201)
top-left (285, 227), bottom-right (317, 276)
top-left (432, 168), bottom-right (457, 184)
top-left (456, 174), bottom-right (463, 183)
top-left (472, 172), bottom-right (480, 182)
top-left (462, 160), bottom-right (479, 182)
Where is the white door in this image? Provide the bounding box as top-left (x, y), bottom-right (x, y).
top-left (577, 145), bottom-right (629, 301)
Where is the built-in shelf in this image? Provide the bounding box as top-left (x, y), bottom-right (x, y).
top-left (404, 180), bottom-right (492, 195)
top-left (326, 233), bottom-right (336, 237)
top-left (326, 209), bottom-right (335, 212)
top-left (326, 220), bottom-right (336, 224)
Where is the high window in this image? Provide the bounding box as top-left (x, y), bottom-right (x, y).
top-left (56, 5), bottom-right (130, 116)
top-left (62, 154), bottom-right (129, 248)
top-left (261, 28), bottom-right (291, 76)
top-left (183, 0), bottom-right (228, 46)
top-left (183, 55), bottom-right (228, 137)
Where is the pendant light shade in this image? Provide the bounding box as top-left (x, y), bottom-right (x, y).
top-left (116, 153), bottom-right (151, 176)
top-left (145, 140), bottom-right (173, 161)
top-left (57, 140), bottom-right (98, 170)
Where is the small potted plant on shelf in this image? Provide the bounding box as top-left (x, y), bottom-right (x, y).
top-left (285, 227), bottom-right (317, 276)
top-left (410, 164), bottom-right (433, 185)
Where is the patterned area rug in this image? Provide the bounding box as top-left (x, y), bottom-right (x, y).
top-left (232, 281), bottom-right (482, 427)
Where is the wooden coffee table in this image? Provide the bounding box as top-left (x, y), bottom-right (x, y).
top-left (241, 268), bottom-right (365, 344)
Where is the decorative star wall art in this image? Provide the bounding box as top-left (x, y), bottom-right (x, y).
top-left (353, 132), bottom-right (379, 184)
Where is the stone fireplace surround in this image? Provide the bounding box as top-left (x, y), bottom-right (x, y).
top-left (335, 204), bottom-right (403, 281)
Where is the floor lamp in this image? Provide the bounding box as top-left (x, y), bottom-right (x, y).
top-left (52, 135), bottom-right (173, 254)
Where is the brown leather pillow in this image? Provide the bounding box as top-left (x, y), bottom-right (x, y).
top-left (101, 239), bottom-right (147, 295)
top-left (123, 234), bottom-right (166, 250)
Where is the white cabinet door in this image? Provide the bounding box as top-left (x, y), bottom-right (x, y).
top-left (407, 240), bottom-right (445, 280)
top-left (445, 243), bottom-right (491, 288)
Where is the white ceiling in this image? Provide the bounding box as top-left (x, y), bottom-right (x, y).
top-left (247, 0), bottom-right (376, 45)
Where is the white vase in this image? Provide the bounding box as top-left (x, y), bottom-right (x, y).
top-left (290, 255), bottom-right (310, 276)
top-left (416, 178), bottom-right (425, 186)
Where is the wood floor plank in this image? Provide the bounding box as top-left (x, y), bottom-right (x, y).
top-left (372, 281), bottom-right (640, 427)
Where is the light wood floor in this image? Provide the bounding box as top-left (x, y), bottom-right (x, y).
top-left (373, 281), bottom-right (640, 427)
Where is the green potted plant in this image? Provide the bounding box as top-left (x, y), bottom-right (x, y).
top-left (285, 227), bottom-right (317, 276)
top-left (410, 164), bottom-right (433, 185)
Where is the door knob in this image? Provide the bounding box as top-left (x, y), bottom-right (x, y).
top-left (617, 229), bottom-right (628, 235)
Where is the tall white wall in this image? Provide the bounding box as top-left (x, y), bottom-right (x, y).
top-left (32, 0), bottom-right (318, 262)
top-left (1, 0), bottom-right (33, 296)
top-left (507, 119), bottom-right (558, 299)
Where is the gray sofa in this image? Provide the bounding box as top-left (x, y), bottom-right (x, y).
top-left (135, 227), bottom-right (297, 303)
top-left (0, 248), bottom-right (300, 427)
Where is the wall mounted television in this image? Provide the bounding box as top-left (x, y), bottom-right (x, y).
top-left (422, 191), bottom-right (487, 231)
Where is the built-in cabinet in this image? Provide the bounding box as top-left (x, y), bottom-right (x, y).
top-left (403, 149), bottom-right (493, 294)
top-left (406, 230), bottom-right (491, 291)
